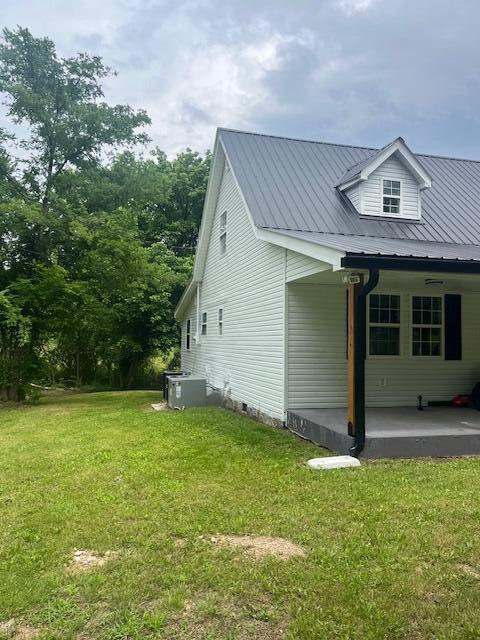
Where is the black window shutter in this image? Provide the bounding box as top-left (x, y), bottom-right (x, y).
top-left (444, 294), bottom-right (462, 360)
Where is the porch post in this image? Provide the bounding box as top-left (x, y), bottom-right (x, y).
top-left (347, 268), bottom-right (379, 456)
top-left (347, 276), bottom-right (363, 434)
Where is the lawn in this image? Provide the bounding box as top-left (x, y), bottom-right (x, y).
top-left (1, 391), bottom-right (480, 639)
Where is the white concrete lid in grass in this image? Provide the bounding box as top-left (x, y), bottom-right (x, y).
top-left (151, 402), bottom-right (167, 411)
top-left (307, 455), bottom-right (361, 470)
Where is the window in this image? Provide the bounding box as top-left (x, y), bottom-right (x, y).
top-left (369, 294), bottom-right (401, 356)
top-left (218, 308), bottom-right (223, 335)
top-left (201, 312), bottom-right (207, 336)
top-left (186, 319), bottom-right (191, 350)
top-left (412, 296), bottom-right (442, 356)
top-left (382, 179), bottom-right (401, 215)
top-left (219, 211), bottom-right (227, 255)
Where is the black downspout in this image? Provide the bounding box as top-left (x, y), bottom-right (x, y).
top-left (349, 267), bottom-right (380, 458)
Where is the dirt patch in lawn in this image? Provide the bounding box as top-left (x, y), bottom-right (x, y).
top-left (67, 549), bottom-right (118, 573)
top-left (14, 627), bottom-right (41, 640)
top-left (0, 620), bottom-right (41, 639)
top-left (164, 591), bottom-right (286, 640)
top-left (208, 535), bottom-right (305, 560)
top-left (458, 563), bottom-right (480, 578)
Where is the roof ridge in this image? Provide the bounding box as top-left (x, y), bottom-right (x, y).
top-left (218, 127), bottom-right (480, 165)
top-left (217, 127), bottom-right (376, 152)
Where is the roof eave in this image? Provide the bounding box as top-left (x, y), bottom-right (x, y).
top-left (174, 278), bottom-right (198, 319)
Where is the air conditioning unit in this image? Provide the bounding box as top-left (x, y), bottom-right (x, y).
top-left (167, 374), bottom-right (207, 409)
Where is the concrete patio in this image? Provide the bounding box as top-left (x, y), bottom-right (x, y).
top-left (287, 406), bottom-right (480, 458)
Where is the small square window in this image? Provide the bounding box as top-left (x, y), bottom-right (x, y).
top-left (218, 308), bottom-right (223, 335)
top-left (186, 319), bottom-right (191, 350)
top-left (382, 180), bottom-right (401, 215)
top-left (201, 312), bottom-right (207, 336)
top-left (219, 211), bottom-right (227, 255)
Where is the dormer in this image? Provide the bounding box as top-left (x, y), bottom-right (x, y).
top-left (337, 137), bottom-right (432, 221)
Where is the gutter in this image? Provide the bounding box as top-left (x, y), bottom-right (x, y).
top-left (342, 254), bottom-right (480, 274)
top-left (349, 266), bottom-right (379, 458)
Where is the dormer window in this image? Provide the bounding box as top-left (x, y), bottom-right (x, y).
top-left (337, 137), bottom-right (431, 221)
top-left (382, 179), bottom-right (401, 215)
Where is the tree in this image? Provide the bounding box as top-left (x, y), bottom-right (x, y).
top-left (55, 148), bottom-right (211, 254)
top-left (0, 27), bottom-right (209, 402)
top-left (0, 26), bottom-right (150, 262)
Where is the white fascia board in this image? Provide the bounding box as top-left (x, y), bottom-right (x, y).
top-left (174, 278), bottom-right (197, 319)
top-left (255, 228), bottom-right (345, 270)
top-left (175, 132), bottom-right (226, 318)
top-left (361, 140), bottom-right (432, 190)
top-left (191, 135), bottom-right (225, 282)
top-left (338, 139), bottom-right (432, 192)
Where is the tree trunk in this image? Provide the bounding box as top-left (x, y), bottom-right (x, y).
top-left (126, 358), bottom-right (138, 390)
top-left (75, 349), bottom-right (82, 387)
top-left (0, 343), bottom-right (27, 402)
top-left (118, 356), bottom-right (139, 390)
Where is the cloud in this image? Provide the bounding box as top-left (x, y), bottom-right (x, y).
top-left (1, 0), bottom-right (480, 159)
top-left (334, 0), bottom-right (380, 16)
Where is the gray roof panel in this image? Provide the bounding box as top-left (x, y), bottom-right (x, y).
top-left (269, 229), bottom-right (480, 262)
top-left (219, 128), bottom-right (480, 248)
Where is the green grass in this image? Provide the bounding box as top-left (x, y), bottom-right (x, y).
top-left (1, 391), bottom-right (480, 639)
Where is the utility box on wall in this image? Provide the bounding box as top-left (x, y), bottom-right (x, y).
top-left (167, 375), bottom-right (207, 409)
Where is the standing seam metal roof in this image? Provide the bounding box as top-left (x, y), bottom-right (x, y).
top-left (219, 128), bottom-right (480, 253)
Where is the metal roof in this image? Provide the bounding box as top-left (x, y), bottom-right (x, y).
top-left (219, 128), bottom-right (480, 254)
top-left (268, 229), bottom-right (480, 262)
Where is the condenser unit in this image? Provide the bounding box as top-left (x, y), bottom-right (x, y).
top-left (167, 374), bottom-right (207, 409)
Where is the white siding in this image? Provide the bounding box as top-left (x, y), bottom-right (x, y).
top-left (345, 183), bottom-right (361, 213)
top-left (288, 284), bottom-right (347, 408)
top-left (180, 164), bottom-right (286, 420)
top-left (361, 154), bottom-right (421, 219)
top-left (288, 282), bottom-right (480, 408)
top-left (286, 250), bottom-right (328, 282)
top-left (180, 291), bottom-right (197, 375)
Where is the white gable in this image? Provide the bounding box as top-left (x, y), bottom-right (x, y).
top-left (346, 152), bottom-right (422, 220)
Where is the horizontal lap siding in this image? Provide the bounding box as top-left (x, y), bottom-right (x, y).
top-left (345, 183), bottom-right (361, 212)
top-left (181, 165), bottom-right (286, 420)
top-left (286, 250), bottom-right (327, 281)
top-left (288, 283), bottom-right (480, 408)
top-left (180, 291), bottom-right (196, 374)
top-left (288, 284), bottom-right (347, 408)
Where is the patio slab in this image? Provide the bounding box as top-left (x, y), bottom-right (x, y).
top-left (287, 406), bottom-right (480, 458)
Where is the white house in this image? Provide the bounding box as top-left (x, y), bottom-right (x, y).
top-left (175, 129), bottom-right (480, 458)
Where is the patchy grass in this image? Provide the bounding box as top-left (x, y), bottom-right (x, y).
top-left (1, 391), bottom-right (480, 639)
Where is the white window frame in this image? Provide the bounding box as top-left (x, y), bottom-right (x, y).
top-left (219, 210), bottom-right (227, 256)
top-left (218, 307), bottom-right (224, 336)
top-left (381, 178), bottom-right (402, 217)
top-left (410, 294), bottom-right (443, 358)
top-left (201, 311), bottom-right (207, 336)
top-left (367, 292), bottom-right (402, 358)
top-left (186, 318), bottom-right (191, 350)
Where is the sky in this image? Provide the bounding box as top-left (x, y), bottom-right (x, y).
top-left (1, 0), bottom-right (480, 159)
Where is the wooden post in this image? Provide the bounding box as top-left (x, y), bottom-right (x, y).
top-left (347, 275), bottom-right (363, 436)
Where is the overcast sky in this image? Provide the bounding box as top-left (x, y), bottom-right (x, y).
top-left (1, 0), bottom-right (480, 158)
